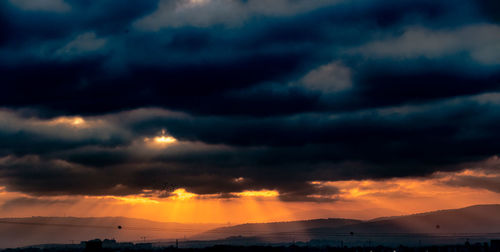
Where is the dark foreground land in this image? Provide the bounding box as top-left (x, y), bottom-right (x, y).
top-left (2, 240), bottom-right (500, 252)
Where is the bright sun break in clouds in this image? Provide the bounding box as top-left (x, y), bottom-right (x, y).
top-left (144, 129), bottom-right (178, 147)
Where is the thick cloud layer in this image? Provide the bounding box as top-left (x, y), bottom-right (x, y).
top-left (1, 0), bottom-right (499, 201)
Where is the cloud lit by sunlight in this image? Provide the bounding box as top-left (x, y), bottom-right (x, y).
top-left (233, 177), bottom-right (245, 183)
top-left (154, 135), bottom-right (177, 144)
top-left (169, 188), bottom-right (196, 200)
top-left (144, 129), bottom-right (178, 148)
top-left (92, 195), bottom-right (160, 205)
top-left (47, 116), bottom-right (87, 127)
top-left (235, 190), bottom-right (279, 198)
top-left (188, 0), bottom-right (209, 6)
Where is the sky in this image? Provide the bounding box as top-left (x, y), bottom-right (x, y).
top-left (0, 0), bottom-right (500, 224)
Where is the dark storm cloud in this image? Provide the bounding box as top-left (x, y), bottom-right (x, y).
top-left (1, 93), bottom-right (500, 200)
top-left (445, 176), bottom-right (500, 193)
top-left (0, 0), bottom-right (159, 46)
top-left (440, 156), bottom-right (500, 193)
top-left (0, 110), bottom-right (130, 156)
top-left (0, 155), bottom-right (142, 196)
top-left (476, 0), bottom-right (500, 23)
top-left (1, 0), bottom-right (500, 201)
top-left (2, 0), bottom-right (498, 116)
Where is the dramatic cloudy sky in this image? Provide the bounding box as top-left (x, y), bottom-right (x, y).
top-left (0, 0), bottom-right (500, 222)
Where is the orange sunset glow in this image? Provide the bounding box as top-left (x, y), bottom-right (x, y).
top-left (1, 164), bottom-right (498, 224)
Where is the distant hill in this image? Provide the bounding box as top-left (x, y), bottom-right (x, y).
top-left (0, 217), bottom-right (222, 249)
top-left (198, 205), bottom-right (500, 246)
top-left (194, 218), bottom-right (362, 240)
top-left (301, 204), bottom-right (500, 245)
top-left (308, 204), bottom-right (500, 233)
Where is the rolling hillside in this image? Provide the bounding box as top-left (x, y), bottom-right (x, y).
top-left (195, 218), bottom-right (362, 240)
top-left (198, 205), bottom-right (500, 245)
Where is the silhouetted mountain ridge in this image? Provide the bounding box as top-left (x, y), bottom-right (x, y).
top-left (195, 218), bottom-right (362, 239)
top-left (368, 204), bottom-right (500, 222)
top-left (198, 204), bottom-right (500, 245)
